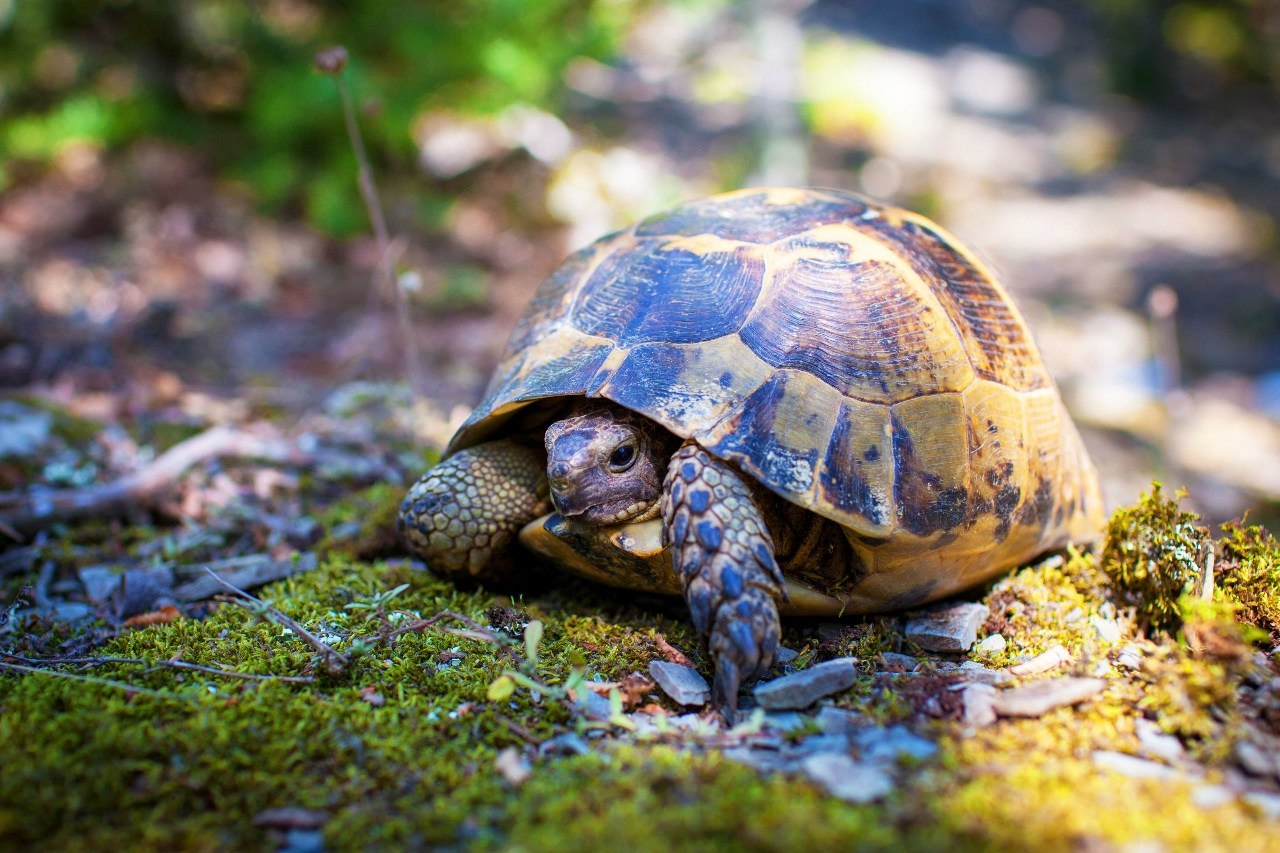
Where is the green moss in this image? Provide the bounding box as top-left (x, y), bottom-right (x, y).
top-left (6, 488), bottom-right (1280, 852)
top-left (1100, 483), bottom-right (1210, 633)
top-left (1216, 519), bottom-right (1280, 639)
top-left (978, 548), bottom-right (1119, 669)
top-left (315, 482), bottom-right (409, 559)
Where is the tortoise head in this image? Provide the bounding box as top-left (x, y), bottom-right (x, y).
top-left (543, 406), bottom-right (674, 525)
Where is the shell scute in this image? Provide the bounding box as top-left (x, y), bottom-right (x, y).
top-left (570, 238), bottom-right (766, 346)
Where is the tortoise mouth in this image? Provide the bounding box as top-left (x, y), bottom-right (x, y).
top-left (550, 488), bottom-right (658, 525)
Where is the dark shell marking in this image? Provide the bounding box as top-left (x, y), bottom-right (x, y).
top-left (449, 187), bottom-right (1103, 610)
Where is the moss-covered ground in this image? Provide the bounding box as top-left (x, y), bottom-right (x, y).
top-left (3, 481), bottom-right (1279, 851)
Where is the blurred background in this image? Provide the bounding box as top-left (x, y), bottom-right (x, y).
top-left (1, 0), bottom-right (1278, 525)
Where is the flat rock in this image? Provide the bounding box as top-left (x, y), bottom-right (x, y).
top-left (956, 660), bottom-right (1012, 685)
top-left (648, 661), bottom-right (710, 706)
top-left (1092, 750), bottom-right (1184, 781)
top-left (799, 753), bottom-right (895, 803)
top-left (814, 706), bottom-right (865, 736)
top-left (959, 683), bottom-right (998, 727)
top-left (762, 711), bottom-right (810, 733)
top-left (854, 724), bottom-right (938, 765)
top-left (974, 633), bottom-right (1007, 655)
top-left (992, 677), bottom-right (1107, 718)
top-left (877, 652), bottom-right (918, 671)
top-left (754, 657), bottom-right (858, 710)
top-left (904, 603), bottom-right (989, 652)
top-left (1007, 644), bottom-right (1071, 676)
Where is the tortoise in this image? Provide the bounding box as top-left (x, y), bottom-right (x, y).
top-left (399, 187), bottom-right (1103, 711)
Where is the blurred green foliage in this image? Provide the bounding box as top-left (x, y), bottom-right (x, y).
top-left (0, 0), bottom-right (641, 234)
top-left (1087, 0), bottom-right (1280, 102)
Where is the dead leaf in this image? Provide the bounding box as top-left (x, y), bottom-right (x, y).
top-left (122, 605), bottom-right (181, 628)
top-left (359, 685), bottom-right (386, 706)
top-left (654, 634), bottom-right (693, 667)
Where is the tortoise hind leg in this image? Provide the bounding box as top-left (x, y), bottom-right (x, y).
top-left (399, 441), bottom-right (550, 583)
top-left (662, 442), bottom-right (787, 716)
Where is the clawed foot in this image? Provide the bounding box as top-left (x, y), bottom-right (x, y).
top-left (662, 442), bottom-right (785, 718)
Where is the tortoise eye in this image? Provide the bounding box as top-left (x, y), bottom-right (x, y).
top-left (608, 442), bottom-right (637, 472)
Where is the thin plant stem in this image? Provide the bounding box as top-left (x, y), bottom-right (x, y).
top-left (331, 66), bottom-right (424, 399)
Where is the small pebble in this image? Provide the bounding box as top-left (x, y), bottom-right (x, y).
top-left (959, 683), bottom-right (998, 727)
top-left (877, 651), bottom-right (918, 671)
top-left (814, 706), bottom-right (865, 736)
top-left (991, 677), bottom-right (1107, 718)
top-left (854, 724), bottom-right (938, 764)
top-left (1092, 615), bottom-right (1122, 644)
top-left (762, 711), bottom-right (810, 733)
top-left (1191, 785), bottom-right (1236, 809)
top-left (1242, 791), bottom-right (1280, 820)
top-left (975, 634), bottom-right (1006, 655)
top-left (1135, 719), bottom-right (1186, 765)
top-left (904, 602), bottom-right (989, 652)
top-left (1116, 646), bottom-right (1144, 671)
top-left (648, 661), bottom-right (711, 706)
top-left (1007, 644), bottom-right (1071, 676)
top-left (1092, 750), bottom-right (1183, 781)
top-left (1235, 741), bottom-right (1278, 778)
top-left (775, 646), bottom-right (800, 665)
top-left (494, 747), bottom-right (532, 786)
top-left (754, 657), bottom-right (858, 710)
top-left (799, 754), bottom-right (895, 803)
top-left (956, 660), bottom-right (1012, 685)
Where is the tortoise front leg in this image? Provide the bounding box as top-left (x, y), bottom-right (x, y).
top-left (662, 442), bottom-right (787, 716)
top-left (399, 441), bottom-right (550, 583)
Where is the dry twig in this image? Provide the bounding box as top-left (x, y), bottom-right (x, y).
top-left (0, 425), bottom-right (310, 540)
top-left (206, 568), bottom-right (349, 676)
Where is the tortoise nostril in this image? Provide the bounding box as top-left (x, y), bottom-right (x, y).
top-left (549, 462), bottom-right (571, 480)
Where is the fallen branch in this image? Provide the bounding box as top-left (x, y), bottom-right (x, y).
top-left (0, 424), bottom-right (310, 540)
top-left (207, 568), bottom-right (349, 676)
top-left (386, 610), bottom-right (508, 646)
top-left (0, 653), bottom-right (315, 684)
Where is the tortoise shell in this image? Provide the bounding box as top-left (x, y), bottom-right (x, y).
top-left (449, 187), bottom-right (1103, 611)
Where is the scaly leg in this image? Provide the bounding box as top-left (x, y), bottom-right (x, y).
top-left (662, 441), bottom-right (786, 715)
top-left (399, 441), bottom-right (550, 583)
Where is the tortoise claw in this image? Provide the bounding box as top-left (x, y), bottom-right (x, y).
top-left (663, 442), bottom-right (784, 718)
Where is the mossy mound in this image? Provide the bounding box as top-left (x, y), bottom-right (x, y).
top-left (2, 489), bottom-right (1279, 851)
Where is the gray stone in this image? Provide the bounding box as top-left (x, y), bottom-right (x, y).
top-left (1242, 791), bottom-right (1280, 820)
top-left (579, 687), bottom-right (613, 721)
top-left (975, 633), bottom-right (1007, 655)
top-left (877, 651), bottom-right (918, 671)
top-left (992, 677), bottom-right (1107, 718)
top-left (648, 661), bottom-right (711, 706)
top-left (754, 657), bottom-right (858, 710)
top-left (762, 711), bottom-right (810, 733)
top-left (78, 566), bottom-right (121, 604)
top-left (854, 724), bottom-right (938, 765)
top-left (539, 732), bottom-right (590, 757)
top-left (1116, 647), bottom-right (1144, 671)
top-left (800, 753), bottom-right (895, 803)
top-left (119, 566), bottom-right (176, 617)
top-left (723, 746), bottom-right (792, 774)
top-left (1092, 615), bottom-right (1122, 644)
top-left (959, 683), bottom-right (997, 727)
top-left (904, 603), bottom-right (989, 652)
top-left (1093, 750), bottom-right (1183, 781)
top-left (0, 402), bottom-right (52, 459)
top-left (789, 733), bottom-right (853, 758)
top-left (1235, 741), bottom-right (1278, 778)
top-left (775, 646), bottom-right (800, 665)
top-left (1135, 719), bottom-right (1186, 765)
top-left (956, 660), bottom-right (1012, 685)
top-left (1007, 644), bottom-right (1071, 676)
top-left (814, 706), bottom-right (865, 736)
top-left (1191, 785), bottom-right (1236, 809)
